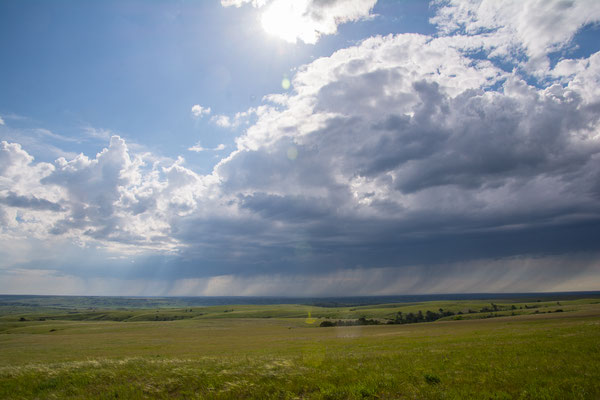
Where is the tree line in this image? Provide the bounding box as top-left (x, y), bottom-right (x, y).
top-left (318, 303), bottom-right (553, 327)
top-left (319, 308), bottom-right (456, 327)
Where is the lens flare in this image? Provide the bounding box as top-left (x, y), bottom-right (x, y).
top-left (287, 146), bottom-right (298, 160)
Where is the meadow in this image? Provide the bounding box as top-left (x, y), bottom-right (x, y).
top-left (1, 296), bottom-right (599, 399)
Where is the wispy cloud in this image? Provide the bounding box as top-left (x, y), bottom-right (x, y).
top-left (188, 142), bottom-right (226, 152)
top-left (81, 125), bottom-right (114, 141)
top-left (34, 128), bottom-right (80, 143)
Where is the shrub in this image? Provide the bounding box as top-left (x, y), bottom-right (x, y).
top-left (424, 374), bottom-right (441, 385)
top-left (320, 321), bottom-right (336, 327)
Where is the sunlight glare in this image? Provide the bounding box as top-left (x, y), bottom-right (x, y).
top-left (260, 0), bottom-right (315, 44)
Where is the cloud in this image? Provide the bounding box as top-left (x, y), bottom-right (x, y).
top-left (188, 143), bottom-right (226, 152)
top-left (191, 104), bottom-right (211, 118)
top-left (1, 137), bottom-right (220, 255)
top-left (2, 252), bottom-right (598, 296)
top-left (41, 137), bottom-right (211, 250)
top-left (431, 0), bottom-right (600, 73)
top-left (182, 253), bottom-right (600, 296)
top-left (34, 128), bottom-right (80, 143)
top-left (0, 117), bottom-right (4, 125)
top-left (0, 192), bottom-right (64, 212)
top-left (0, 141), bottom-right (66, 245)
top-left (211, 115), bottom-right (233, 128)
top-left (221, 0), bottom-right (268, 7)
top-left (81, 126), bottom-right (114, 141)
top-left (201, 27), bottom-right (600, 278)
top-left (211, 108), bottom-right (258, 129)
top-left (222, 0), bottom-right (377, 44)
top-left (0, 141), bottom-right (58, 199)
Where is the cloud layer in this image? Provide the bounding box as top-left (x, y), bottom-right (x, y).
top-left (2, 0), bottom-right (600, 295)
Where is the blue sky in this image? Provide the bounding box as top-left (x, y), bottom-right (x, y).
top-left (1, 0), bottom-right (600, 296)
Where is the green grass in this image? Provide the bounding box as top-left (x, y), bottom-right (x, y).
top-left (2, 297), bottom-right (593, 323)
top-left (1, 299), bottom-right (599, 398)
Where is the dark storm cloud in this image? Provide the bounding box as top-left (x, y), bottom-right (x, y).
top-left (164, 204), bottom-right (600, 280)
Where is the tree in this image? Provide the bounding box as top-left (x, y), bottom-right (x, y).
top-left (426, 310), bottom-right (437, 322)
top-left (395, 311), bottom-right (404, 324)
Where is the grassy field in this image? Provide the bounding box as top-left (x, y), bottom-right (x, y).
top-left (1, 297), bottom-right (599, 399)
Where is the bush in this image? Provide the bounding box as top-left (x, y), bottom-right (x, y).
top-left (424, 373), bottom-right (441, 385)
top-left (319, 321), bottom-right (336, 327)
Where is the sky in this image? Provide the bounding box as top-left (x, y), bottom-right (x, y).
top-left (1, 0), bottom-right (600, 296)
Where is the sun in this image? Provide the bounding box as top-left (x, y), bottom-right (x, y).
top-left (260, 0), bottom-right (316, 44)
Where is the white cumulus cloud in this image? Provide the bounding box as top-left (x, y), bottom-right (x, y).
top-left (0, 136), bottom-right (223, 256)
top-left (191, 104), bottom-right (211, 118)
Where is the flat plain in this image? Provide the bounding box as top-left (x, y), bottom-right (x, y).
top-left (1, 296), bottom-right (599, 399)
